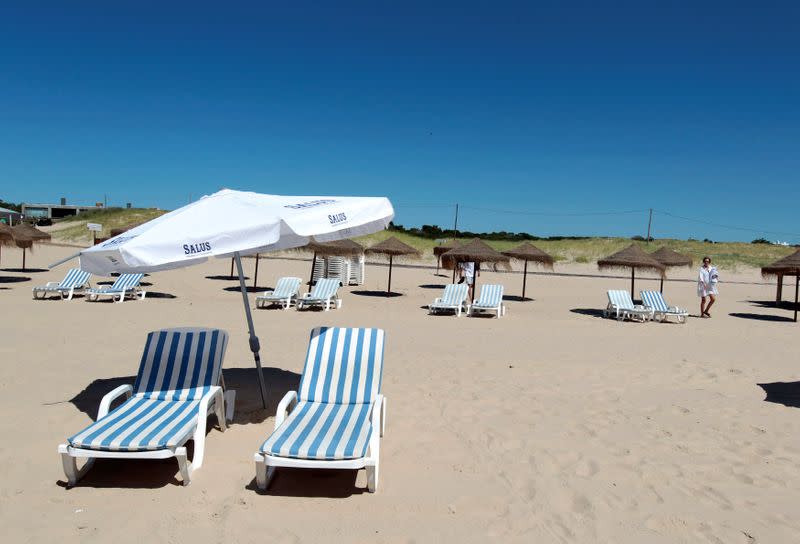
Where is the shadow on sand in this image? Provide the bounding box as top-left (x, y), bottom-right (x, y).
top-left (206, 274), bottom-right (248, 281)
top-left (418, 283), bottom-right (447, 290)
top-left (246, 467), bottom-right (368, 498)
top-left (747, 299), bottom-right (799, 311)
top-left (729, 312), bottom-right (795, 323)
top-left (503, 295), bottom-right (534, 303)
top-left (223, 285), bottom-right (271, 294)
top-left (351, 290), bottom-right (402, 298)
top-left (0, 275), bottom-right (31, 283)
top-left (570, 308), bottom-right (606, 319)
top-left (758, 381), bottom-right (800, 409)
top-left (1, 267), bottom-right (48, 273)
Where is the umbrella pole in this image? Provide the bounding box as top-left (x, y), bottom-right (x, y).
top-left (436, 255), bottom-right (439, 275)
top-left (452, 264), bottom-right (456, 283)
top-left (794, 275), bottom-right (798, 323)
top-left (234, 252), bottom-right (269, 409)
top-left (387, 254), bottom-right (393, 295)
top-left (473, 262), bottom-right (480, 304)
top-left (253, 253), bottom-right (259, 290)
top-left (230, 258), bottom-right (234, 278)
top-left (522, 259), bottom-right (528, 299)
top-left (22, 248), bottom-right (26, 271)
top-left (660, 277), bottom-right (664, 293)
top-left (630, 268), bottom-right (635, 300)
top-left (308, 252), bottom-right (317, 286)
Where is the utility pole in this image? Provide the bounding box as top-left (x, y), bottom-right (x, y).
top-left (453, 203), bottom-right (459, 237)
top-left (104, 194), bottom-right (107, 208)
top-left (646, 208), bottom-right (653, 243)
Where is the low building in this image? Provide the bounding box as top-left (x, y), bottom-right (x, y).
top-left (22, 201), bottom-right (103, 219)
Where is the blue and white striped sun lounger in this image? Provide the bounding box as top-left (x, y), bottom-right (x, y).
top-left (640, 290), bottom-right (689, 323)
top-left (58, 327), bottom-right (233, 487)
top-left (469, 284), bottom-right (506, 318)
top-left (428, 283), bottom-right (469, 316)
top-left (603, 290), bottom-right (653, 322)
top-left (32, 268), bottom-right (91, 300)
top-left (255, 277), bottom-right (303, 309)
top-left (85, 273), bottom-right (146, 303)
top-left (297, 277), bottom-right (341, 311)
top-left (254, 327), bottom-right (387, 492)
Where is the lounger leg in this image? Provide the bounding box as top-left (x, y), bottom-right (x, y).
top-left (223, 390), bottom-right (236, 423)
top-left (254, 454), bottom-right (276, 490)
top-left (58, 445), bottom-right (95, 487)
top-left (65, 288), bottom-right (74, 301)
top-left (380, 397), bottom-right (386, 437)
top-left (176, 447), bottom-right (193, 485)
top-left (214, 390), bottom-right (228, 432)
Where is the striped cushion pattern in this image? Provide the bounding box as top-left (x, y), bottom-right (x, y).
top-left (260, 401), bottom-right (373, 460)
top-left (68, 397), bottom-right (201, 452)
top-left (110, 273), bottom-right (144, 291)
top-left (270, 277), bottom-right (302, 299)
top-left (59, 268), bottom-right (91, 289)
top-left (475, 284), bottom-right (503, 308)
top-left (298, 327), bottom-right (384, 404)
top-left (308, 278), bottom-right (339, 301)
top-left (608, 290), bottom-right (634, 310)
top-left (640, 290), bottom-right (668, 312)
top-left (133, 328), bottom-right (228, 400)
top-left (439, 284), bottom-right (467, 306)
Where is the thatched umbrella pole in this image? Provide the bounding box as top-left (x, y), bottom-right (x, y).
top-left (522, 259), bottom-right (529, 299)
top-left (230, 258), bottom-right (235, 278)
top-left (308, 252), bottom-right (317, 286)
top-left (253, 254), bottom-right (260, 290)
top-left (22, 248), bottom-right (26, 270)
top-left (794, 274), bottom-right (798, 323)
top-left (387, 254), bottom-right (393, 294)
top-left (631, 267), bottom-right (635, 299)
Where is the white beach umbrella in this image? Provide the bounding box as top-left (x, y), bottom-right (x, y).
top-left (55, 189), bottom-right (394, 407)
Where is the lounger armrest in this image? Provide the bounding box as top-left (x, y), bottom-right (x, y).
top-left (370, 395), bottom-right (384, 429)
top-left (44, 281), bottom-right (61, 288)
top-left (98, 384), bottom-right (133, 419)
top-left (431, 297), bottom-right (443, 305)
top-left (275, 391), bottom-right (298, 430)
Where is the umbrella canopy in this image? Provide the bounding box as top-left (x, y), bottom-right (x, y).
top-left (304, 238), bottom-right (364, 257)
top-left (762, 250), bottom-right (800, 322)
top-left (68, 189), bottom-right (394, 408)
top-left (761, 249), bottom-right (800, 277)
top-left (0, 223), bottom-right (13, 246)
top-left (441, 239), bottom-right (510, 302)
top-left (365, 236), bottom-right (421, 295)
top-left (598, 244), bottom-right (666, 298)
top-left (650, 247), bottom-right (692, 292)
top-left (502, 242), bottom-right (554, 299)
top-left (433, 239), bottom-right (461, 274)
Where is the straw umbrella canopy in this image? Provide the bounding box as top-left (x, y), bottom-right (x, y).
top-left (0, 223), bottom-right (13, 267)
top-left (502, 242), bottom-right (554, 300)
top-left (762, 249), bottom-right (800, 322)
top-left (302, 238), bottom-right (364, 286)
top-left (433, 239), bottom-right (462, 275)
top-left (441, 238), bottom-right (510, 302)
top-left (11, 223), bottom-right (51, 270)
top-left (598, 244), bottom-right (666, 299)
top-left (650, 247), bottom-right (693, 293)
top-left (365, 236), bottom-right (421, 295)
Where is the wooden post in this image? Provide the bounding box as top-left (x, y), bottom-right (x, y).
top-left (22, 248), bottom-right (26, 271)
top-left (230, 258), bottom-right (234, 278)
top-left (308, 252), bottom-right (317, 286)
top-left (387, 254), bottom-right (393, 295)
top-left (630, 268), bottom-right (635, 300)
top-left (777, 274), bottom-right (784, 302)
top-left (659, 277), bottom-right (664, 293)
top-left (252, 254), bottom-right (260, 290)
top-left (522, 259), bottom-right (528, 299)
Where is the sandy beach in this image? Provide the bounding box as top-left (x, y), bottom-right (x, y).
top-left (2, 243), bottom-right (799, 543)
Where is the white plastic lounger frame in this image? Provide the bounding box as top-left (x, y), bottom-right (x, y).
top-left (297, 277), bottom-right (341, 311)
top-left (32, 268), bottom-right (91, 301)
top-left (85, 273), bottom-right (146, 303)
top-left (255, 277), bottom-right (303, 309)
top-left (640, 290), bottom-right (689, 323)
top-left (428, 283), bottom-right (469, 316)
top-left (254, 327), bottom-right (386, 492)
top-left (58, 327), bottom-right (235, 487)
top-left (603, 290), bottom-right (653, 322)
top-left (468, 284), bottom-right (506, 318)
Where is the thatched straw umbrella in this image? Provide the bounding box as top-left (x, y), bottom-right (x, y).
top-left (598, 244), bottom-right (666, 299)
top-left (11, 223), bottom-right (51, 270)
top-left (433, 240), bottom-right (461, 275)
top-left (762, 249), bottom-right (800, 322)
top-left (650, 247), bottom-right (693, 293)
top-left (365, 236), bottom-right (420, 295)
top-left (0, 223), bottom-right (13, 267)
top-left (502, 242), bottom-right (554, 300)
top-left (441, 238), bottom-right (510, 303)
top-left (303, 238), bottom-right (364, 286)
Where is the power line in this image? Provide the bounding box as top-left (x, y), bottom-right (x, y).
top-left (459, 205), bottom-right (648, 217)
top-left (654, 209), bottom-right (800, 238)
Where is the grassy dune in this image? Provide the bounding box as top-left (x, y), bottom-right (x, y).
top-left (48, 207), bottom-right (793, 270)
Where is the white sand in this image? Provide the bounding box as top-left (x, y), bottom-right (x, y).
top-left (2, 245), bottom-right (799, 543)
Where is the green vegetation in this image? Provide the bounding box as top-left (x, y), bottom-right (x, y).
top-left (54, 208), bottom-right (167, 243)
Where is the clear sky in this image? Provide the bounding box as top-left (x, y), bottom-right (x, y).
top-left (1, 1), bottom-right (798, 242)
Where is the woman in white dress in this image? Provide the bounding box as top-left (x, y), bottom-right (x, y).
top-left (697, 256), bottom-right (719, 317)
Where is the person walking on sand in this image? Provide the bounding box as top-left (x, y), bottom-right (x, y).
top-left (459, 260), bottom-right (476, 301)
top-left (697, 256), bottom-right (719, 317)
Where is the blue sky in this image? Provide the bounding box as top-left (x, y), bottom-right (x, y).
top-left (1, 1), bottom-right (798, 242)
